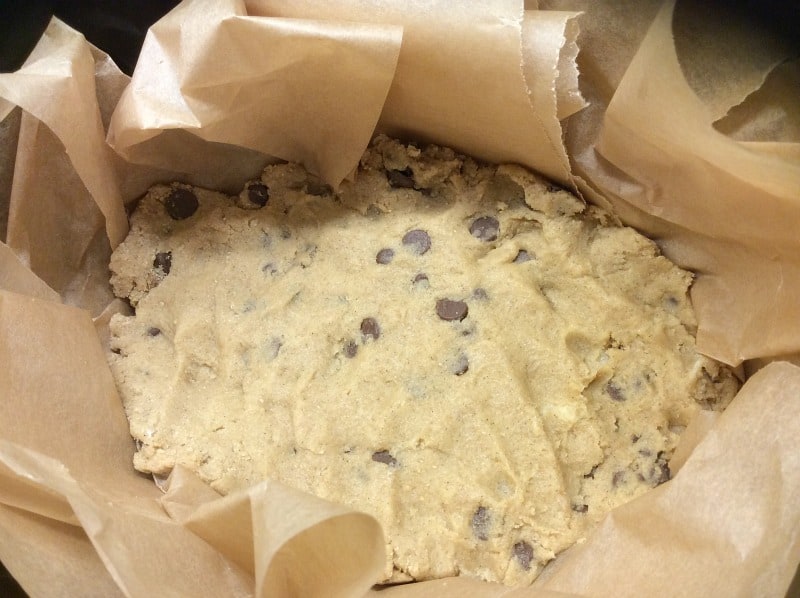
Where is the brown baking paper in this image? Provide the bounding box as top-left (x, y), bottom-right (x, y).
top-left (0, 18), bottom-right (127, 248)
top-left (1, 1), bottom-right (800, 596)
top-left (108, 0), bottom-right (581, 188)
top-left (107, 0), bottom-right (403, 189)
top-left (243, 0), bottom-right (581, 185)
top-left (553, 0), bottom-right (800, 366)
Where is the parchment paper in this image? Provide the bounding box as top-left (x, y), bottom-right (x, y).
top-left (1, 1), bottom-right (799, 596)
top-left (549, 0), bottom-right (800, 366)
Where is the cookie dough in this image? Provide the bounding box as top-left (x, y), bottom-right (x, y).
top-left (108, 136), bottom-right (738, 585)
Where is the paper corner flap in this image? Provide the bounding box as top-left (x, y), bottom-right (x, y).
top-left (107, 3), bottom-right (403, 188)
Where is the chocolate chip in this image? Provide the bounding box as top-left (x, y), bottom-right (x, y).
top-left (387, 168), bottom-right (415, 189)
top-left (513, 249), bottom-right (533, 263)
top-left (402, 229), bottom-right (431, 255)
top-left (344, 340), bottom-right (358, 358)
top-left (469, 216), bottom-right (499, 242)
top-left (360, 317), bottom-right (381, 340)
top-left (571, 503), bottom-right (589, 513)
top-left (306, 180), bottom-right (331, 196)
top-left (656, 465), bottom-right (671, 485)
top-left (146, 327), bottom-right (161, 337)
top-left (584, 465), bottom-right (599, 479)
top-left (655, 452), bottom-right (671, 485)
top-left (452, 353), bottom-right (469, 376)
top-left (631, 434), bottom-right (641, 443)
top-left (413, 273), bottom-right (429, 286)
top-left (471, 506), bottom-right (491, 541)
top-left (436, 299), bottom-right (468, 321)
top-left (606, 380), bottom-right (625, 402)
top-left (512, 541), bottom-right (534, 570)
top-left (164, 188), bottom-right (198, 220)
top-left (371, 450), bottom-right (397, 466)
top-left (612, 471), bottom-right (626, 487)
top-left (153, 251), bottom-right (172, 274)
top-left (376, 248), bottom-right (394, 264)
top-left (247, 182), bottom-right (269, 207)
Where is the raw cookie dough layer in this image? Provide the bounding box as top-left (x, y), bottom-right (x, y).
top-left (109, 136), bottom-right (738, 585)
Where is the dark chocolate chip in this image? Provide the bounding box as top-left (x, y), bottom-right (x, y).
top-left (612, 471), bottom-right (626, 487)
top-left (306, 180), bottom-right (331, 196)
top-left (584, 465), bottom-right (599, 479)
top-left (571, 503), bottom-right (589, 513)
top-left (436, 299), bottom-right (468, 321)
top-left (452, 353), bottom-right (469, 376)
top-left (402, 229), bottom-right (431, 255)
top-left (387, 167), bottom-right (415, 189)
top-left (360, 317), bottom-right (381, 340)
top-left (513, 249), bottom-right (533, 263)
top-left (472, 288), bottom-right (489, 301)
top-left (247, 182), bottom-right (270, 207)
top-left (606, 380), bottom-right (626, 402)
top-left (376, 248), bottom-right (394, 264)
top-left (512, 541), bottom-right (534, 570)
top-left (111, 347), bottom-right (121, 355)
top-left (471, 506), bottom-right (491, 541)
top-left (631, 434), bottom-right (641, 443)
top-left (469, 216), bottom-right (499, 242)
top-left (153, 251), bottom-right (172, 275)
top-left (413, 273), bottom-right (429, 285)
top-left (344, 340), bottom-right (358, 358)
top-left (146, 327), bottom-right (161, 337)
top-left (371, 450), bottom-right (397, 466)
top-left (164, 188), bottom-right (198, 220)
top-left (655, 452), bottom-right (671, 485)
top-left (655, 464), bottom-right (671, 485)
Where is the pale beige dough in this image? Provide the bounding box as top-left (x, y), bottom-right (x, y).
top-left (109, 136), bottom-right (738, 585)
